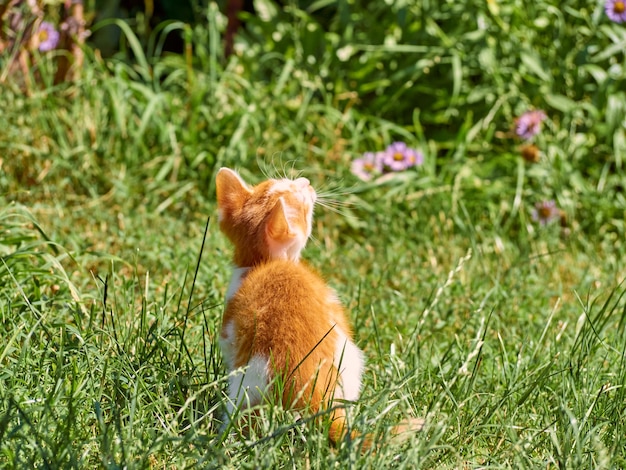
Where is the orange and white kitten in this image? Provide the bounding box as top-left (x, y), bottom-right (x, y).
top-left (216, 167), bottom-right (364, 443)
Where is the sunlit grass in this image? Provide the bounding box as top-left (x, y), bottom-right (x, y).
top-left (1, 193), bottom-right (624, 467)
top-left (1, 0), bottom-right (626, 467)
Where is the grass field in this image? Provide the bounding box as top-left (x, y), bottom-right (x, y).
top-left (1, 0), bottom-right (626, 468)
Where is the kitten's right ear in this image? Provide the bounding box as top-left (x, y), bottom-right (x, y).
top-left (266, 197), bottom-right (294, 243)
top-left (216, 168), bottom-right (252, 220)
top-left (266, 197), bottom-right (298, 259)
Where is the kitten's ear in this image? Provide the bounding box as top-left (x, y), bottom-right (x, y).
top-left (216, 168), bottom-right (252, 219)
top-left (266, 197), bottom-right (295, 244)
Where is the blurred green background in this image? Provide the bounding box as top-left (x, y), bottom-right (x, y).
top-left (1, 0), bottom-right (626, 467)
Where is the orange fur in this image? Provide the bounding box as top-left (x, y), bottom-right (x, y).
top-left (216, 167), bottom-right (422, 447)
top-left (216, 167), bottom-right (362, 443)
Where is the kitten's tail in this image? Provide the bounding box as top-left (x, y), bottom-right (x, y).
top-left (329, 408), bottom-right (425, 450)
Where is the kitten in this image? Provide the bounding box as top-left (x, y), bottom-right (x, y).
top-left (216, 167), bottom-right (420, 445)
top-left (216, 167), bottom-right (363, 442)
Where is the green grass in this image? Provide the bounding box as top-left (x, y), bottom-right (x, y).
top-left (2, 197), bottom-right (625, 468)
top-left (2, 0), bottom-right (626, 467)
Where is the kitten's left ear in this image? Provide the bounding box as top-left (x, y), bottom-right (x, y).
top-left (216, 168), bottom-right (252, 219)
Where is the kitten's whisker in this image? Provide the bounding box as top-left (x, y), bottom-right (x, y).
top-left (316, 185), bottom-right (360, 198)
top-left (320, 195), bottom-right (357, 208)
top-left (316, 198), bottom-right (356, 210)
top-left (278, 159), bottom-right (286, 179)
top-left (308, 233), bottom-right (322, 248)
top-left (257, 150), bottom-right (295, 180)
top-left (256, 151), bottom-right (276, 180)
top-left (315, 202), bottom-right (358, 219)
top-left (289, 159), bottom-right (303, 179)
top-left (273, 153), bottom-right (286, 180)
top-left (316, 204), bottom-right (352, 216)
top-left (280, 158), bottom-right (297, 179)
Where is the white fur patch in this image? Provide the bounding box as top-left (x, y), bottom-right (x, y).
top-left (327, 291), bottom-right (341, 306)
top-left (268, 233), bottom-right (307, 261)
top-left (268, 179), bottom-right (317, 207)
top-left (225, 266), bottom-right (250, 302)
top-left (219, 321), bottom-right (236, 371)
top-left (333, 326), bottom-right (364, 402)
top-left (267, 179), bottom-right (296, 195)
top-left (224, 354), bottom-right (270, 422)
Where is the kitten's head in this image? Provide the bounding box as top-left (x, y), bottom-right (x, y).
top-left (216, 167), bottom-right (317, 267)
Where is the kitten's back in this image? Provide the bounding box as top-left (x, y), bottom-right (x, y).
top-left (222, 258), bottom-right (353, 411)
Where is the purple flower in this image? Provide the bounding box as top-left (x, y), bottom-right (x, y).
top-left (381, 142), bottom-right (424, 172)
top-left (37, 21), bottom-right (60, 52)
top-left (515, 110), bottom-right (547, 140)
top-left (351, 152), bottom-right (384, 181)
top-left (605, 0), bottom-right (626, 23)
top-left (531, 200), bottom-right (560, 226)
